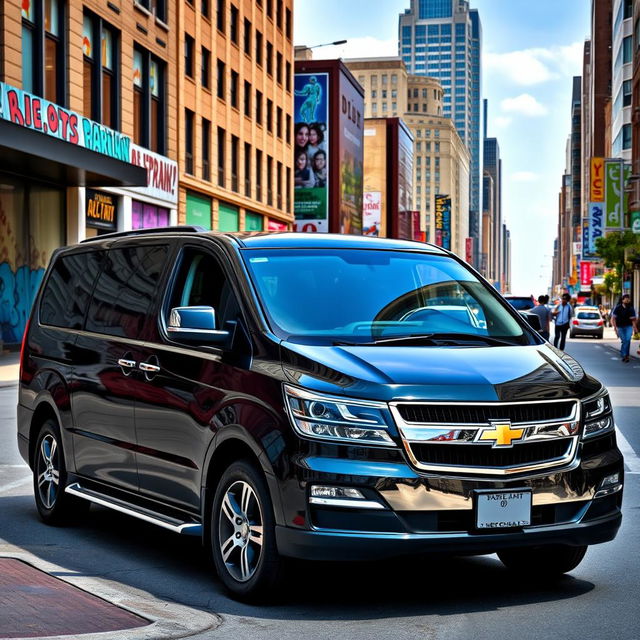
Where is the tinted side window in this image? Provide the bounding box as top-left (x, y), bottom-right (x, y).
top-left (40, 251), bottom-right (105, 329)
top-left (86, 245), bottom-right (168, 339)
top-left (166, 248), bottom-right (240, 331)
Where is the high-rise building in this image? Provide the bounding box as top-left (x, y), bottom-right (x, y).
top-left (483, 100), bottom-right (502, 288)
top-left (345, 57), bottom-right (470, 257)
top-left (398, 0), bottom-right (482, 266)
top-left (178, 0), bottom-right (294, 232)
top-left (611, 0), bottom-right (632, 160)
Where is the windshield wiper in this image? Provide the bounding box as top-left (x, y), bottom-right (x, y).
top-left (335, 333), bottom-right (517, 347)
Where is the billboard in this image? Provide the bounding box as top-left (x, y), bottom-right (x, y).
top-left (583, 202), bottom-right (604, 259)
top-left (435, 194), bottom-right (451, 250)
top-left (338, 72), bottom-right (364, 234)
top-left (363, 191), bottom-right (381, 236)
top-left (293, 72), bottom-right (329, 232)
top-left (590, 157), bottom-right (604, 202)
top-left (580, 261), bottom-right (592, 288)
top-left (605, 160), bottom-right (624, 230)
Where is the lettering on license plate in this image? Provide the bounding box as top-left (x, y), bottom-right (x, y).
top-left (475, 490), bottom-right (532, 529)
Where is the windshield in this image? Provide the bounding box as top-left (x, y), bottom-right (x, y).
top-left (505, 297), bottom-right (535, 310)
top-left (243, 249), bottom-right (530, 345)
top-left (577, 312), bottom-right (600, 320)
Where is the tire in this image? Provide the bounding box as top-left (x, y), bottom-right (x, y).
top-left (497, 544), bottom-right (588, 577)
top-left (33, 419), bottom-right (88, 525)
top-left (210, 460), bottom-right (285, 601)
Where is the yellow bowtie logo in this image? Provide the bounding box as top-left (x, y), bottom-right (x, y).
top-left (478, 422), bottom-right (525, 447)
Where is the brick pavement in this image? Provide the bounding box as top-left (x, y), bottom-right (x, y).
top-left (0, 558), bottom-right (149, 638)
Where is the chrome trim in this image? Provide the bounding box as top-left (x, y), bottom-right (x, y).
top-left (166, 326), bottom-right (229, 336)
top-left (309, 497), bottom-right (385, 509)
top-left (117, 359), bottom-right (136, 368)
top-left (594, 484), bottom-right (623, 499)
top-left (139, 362), bottom-right (161, 373)
top-left (65, 483), bottom-right (202, 535)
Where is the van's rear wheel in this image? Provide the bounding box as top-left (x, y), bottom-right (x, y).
top-left (497, 544), bottom-right (588, 576)
top-left (33, 420), bottom-right (87, 525)
top-left (210, 460), bottom-right (285, 600)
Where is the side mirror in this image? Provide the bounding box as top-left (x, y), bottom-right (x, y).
top-left (167, 306), bottom-right (230, 344)
top-left (520, 311), bottom-right (542, 332)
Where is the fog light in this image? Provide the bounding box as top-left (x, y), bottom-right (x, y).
top-left (594, 472), bottom-right (622, 498)
top-left (309, 485), bottom-right (384, 509)
top-left (601, 472), bottom-right (620, 488)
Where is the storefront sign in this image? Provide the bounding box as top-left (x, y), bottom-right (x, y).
top-left (434, 194), bottom-right (451, 250)
top-left (605, 160), bottom-right (624, 230)
top-left (129, 144), bottom-right (178, 204)
top-left (363, 191), bottom-right (381, 236)
top-left (584, 202), bottom-right (604, 258)
top-left (590, 157), bottom-right (604, 202)
top-left (268, 219), bottom-right (289, 231)
top-left (294, 72), bottom-right (329, 233)
top-left (86, 189), bottom-right (117, 230)
top-left (0, 82), bottom-right (130, 163)
top-left (580, 261), bottom-right (592, 288)
top-left (631, 211), bottom-right (640, 234)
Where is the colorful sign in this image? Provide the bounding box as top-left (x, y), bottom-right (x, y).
top-left (434, 194), bottom-right (451, 250)
top-left (294, 72), bottom-right (329, 233)
top-left (584, 202), bottom-right (604, 258)
top-left (605, 160), bottom-right (624, 230)
top-left (129, 144), bottom-right (178, 204)
top-left (86, 189), bottom-right (117, 230)
top-left (590, 157), bottom-right (605, 202)
top-left (363, 191), bottom-right (381, 236)
top-left (0, 82), bottom-right (131, 163)
top-left (632, 211), bottom-right (640, 234)
top-left (268, 219), bottom-right (289, 231)
top-left (185, 191), bottom-right (211, 229)
top-left (580, 261), bottom-right (592, 288)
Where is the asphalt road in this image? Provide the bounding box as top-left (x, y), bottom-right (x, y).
top-left (0, 336), bottom-right (638, 640)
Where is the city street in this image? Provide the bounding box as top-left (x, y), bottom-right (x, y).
top-left (0, 332), bottom-right (638, 640)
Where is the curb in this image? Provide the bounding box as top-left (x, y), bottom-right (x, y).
top-left (0, 551), bottom-right (222, 640)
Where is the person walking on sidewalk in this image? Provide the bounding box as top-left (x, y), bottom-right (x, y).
top-left (552, 293), bottom-right (573, 350)
top-left (611, 294), bottom-right (638, 363)
top-left (529, 295), bottom-right (551, 340)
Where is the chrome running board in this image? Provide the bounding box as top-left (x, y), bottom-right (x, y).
top-left (65, 483), bottom-right (202, 536)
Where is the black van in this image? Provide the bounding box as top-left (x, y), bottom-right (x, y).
top-left (18, 228), bottom-right (623, 599)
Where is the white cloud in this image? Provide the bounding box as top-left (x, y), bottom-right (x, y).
top-left (493, 116), bottom-right (512, 129)
top-left (311, 37), bottom-right (397, 60)
top-left (510, 171), bottom-right (540, 182)
top-left (485, 42), bottom-right (584, 86)
top-left (501, 93), bottom-right (548, 117)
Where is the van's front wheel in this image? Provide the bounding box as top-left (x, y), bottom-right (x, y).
top-left (497, 544), bottom-right (588, 576)
top-left (210, 460), bottom-right (285, 600)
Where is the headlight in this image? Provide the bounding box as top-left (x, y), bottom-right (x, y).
top-left (582, 389), bottom-right (614, 439)
top-left (283, 385), bottom-right (395, 446)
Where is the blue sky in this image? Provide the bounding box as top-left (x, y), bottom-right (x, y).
top-left (294, 0), bottom-right (591, 294)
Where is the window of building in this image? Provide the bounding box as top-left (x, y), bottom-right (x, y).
top-left (372, 103), bottom-right (378, 114)
top-left (202, 117), bottom-right (211, 180)
top-left (217, 59), bottom-right (225, 99)
top-left (623, 79), bottom-right (632, 106)
top-left (230, 70), bottom-right (239, 108)
top-left (623, 122), bottom-right (632, 149)
top-left (256, 90), bottom-right (263, 124)
top-left (244, 80), bottom-right (251, 116)
top-left (286, 114), bottom-right (291, 144)
top-left (267, 99), bottom-right (273, 132)
top-left (391, 73), bottom-right (397, 85)
top-left (185, 109), bottom-right (194, 174)
top-left (286, 167), bottom-right (291, 211)
top-left (277, 161), bottom-right (283, 209)
top-left (382, 102), bottom-right (387, 112)
top-left (285, 7), bottom-right (292, 39)
top-left (358, 75), bottom-right (365, 85)
top-left (201, 46), bottom-right (210, 88)
top-left (133, 46), bottom-right (166, 153)
top-left (372, 90), bottom-right (377, 98)
top-left (623, 35), bottom-right (632, 64)
top-left (382, 74), bottom-right (388, 85)
top-left (371, 75), bottom-right (377, 86)
top-left (286, 61), bottom-right (291, 91)
top-left (266, 0), bottom-right (273, 18)
top-left (276, 107), bottom-right (283, 138)
top-left (244, 143), bottom-right (252, 197)
top-left (201, 0), bottom-right (209, 19)
top-left (217, 0), bottom-right (225, 32)
top-left (267, 156), bottom-right (273, 206)
top-left (266, 41), bottom-right (273, 75)
top-left (256, 30), bottom-right (263, 65)
top-left (231, 135), bottom-right (239, 191)
top-left (256, 149), bottom-right (263, 200)
top-left (185, 34), bottom-right (194, 78)
top-left (230, 5), bottom-right (238, 44)
top-left (217, 127), bottom-right (225, 186)
top-left (276, 52), bottom-right (283, 84)
top-left (244, 18), bottom-right (251, 55)
top-left (382, 89), bottom-right (387, 99)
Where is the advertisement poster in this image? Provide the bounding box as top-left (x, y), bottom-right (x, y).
top-left (605, 160), bottom-right (623, 230)
top-left (584, 202), bottom-right (604, 258)
top-left (580, 261), bottom-right (592, 288)
top-left (590, 157), bottom-right (604, 202)
top-left (338, 73), bottom-right (364, 235)
top-left (435, 194), bottom-right (451, 250)
top-left (293, 73), bottom-right (329, 232)
top-left (363, 191), bottom-right (381, 236)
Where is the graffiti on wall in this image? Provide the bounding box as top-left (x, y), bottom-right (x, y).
top-left (0, 263), bottom-right (44, 344)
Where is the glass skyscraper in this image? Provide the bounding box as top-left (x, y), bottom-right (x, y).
top-left (399, 0), bottom-right (482, 265)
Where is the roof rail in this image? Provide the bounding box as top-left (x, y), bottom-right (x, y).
top-left (80, 225), bottom-right (206, 243)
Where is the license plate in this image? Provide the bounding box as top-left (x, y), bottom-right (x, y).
top-left (475, 489), bottom-right (532, 529)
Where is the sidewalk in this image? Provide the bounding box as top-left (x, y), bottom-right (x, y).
top-left (0, 351), bottom-right (19, 387)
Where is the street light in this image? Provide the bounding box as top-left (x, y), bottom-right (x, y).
top-left (308, 40), bottom-right (348, 49)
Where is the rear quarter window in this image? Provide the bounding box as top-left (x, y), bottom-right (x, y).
top-left (39, 251), bottom-right (105, 329)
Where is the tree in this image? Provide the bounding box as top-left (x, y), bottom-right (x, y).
top-left (594, 231), bottom-right (640, 294)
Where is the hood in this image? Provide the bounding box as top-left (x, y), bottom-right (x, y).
top-left (280, 341), bottom-right (599, 403)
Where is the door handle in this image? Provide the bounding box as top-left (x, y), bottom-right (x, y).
top-left (139, 362), bottom-right (161, 373)
top-left (117, 359), bottom-right (137, 368)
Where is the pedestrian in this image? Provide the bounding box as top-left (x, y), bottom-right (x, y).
top-left (551, 293), bottom-right (573, 350)
top-left (528, 295), bottom-right (551, 340)
top-left (611, 294), bottom-right (638, 363)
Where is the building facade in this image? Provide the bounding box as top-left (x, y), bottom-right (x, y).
top-left (611, 0), bottom-right (633, 160)
top-left (398, 0), bottom-right (482, 267)
top-left (178, 0), bottom-right (294, 232)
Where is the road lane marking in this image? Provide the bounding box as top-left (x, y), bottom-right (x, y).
top-left (616, 428), bottom-right (640, 474)
top-left (0, 475), bottom-right (32, 493)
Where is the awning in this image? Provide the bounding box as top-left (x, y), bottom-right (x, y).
top-left (0, 119), bottom-right (146, 188)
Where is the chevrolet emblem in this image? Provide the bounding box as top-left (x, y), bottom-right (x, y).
top-left (477, 421), bottom-right (525, 448)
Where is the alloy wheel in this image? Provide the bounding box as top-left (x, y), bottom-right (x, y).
top-left (36, 434), bottom-right (60, 510)
top-left (218, 480), bottom-right (264, 582)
